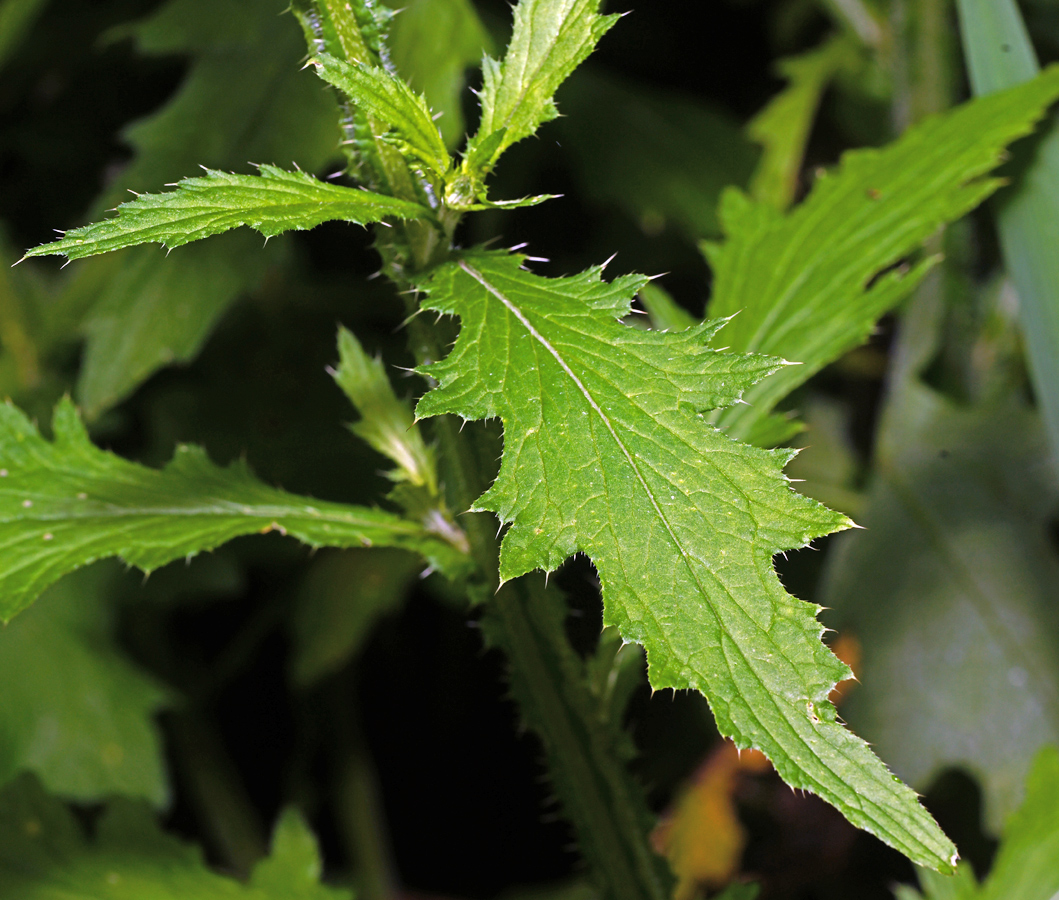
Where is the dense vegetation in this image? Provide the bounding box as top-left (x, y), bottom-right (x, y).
top-left (1, 0), bottom-right (1058, 898)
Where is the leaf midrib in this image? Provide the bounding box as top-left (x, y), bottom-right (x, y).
top-left (459, 260), bottom-right (952, 860)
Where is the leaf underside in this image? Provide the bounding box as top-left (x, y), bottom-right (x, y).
top-left (0, 397), bottom-right (467, 621)
top-left (23, 166), bottom-right (429, 261)
top-left (415, 250), bottom-right (956, 870)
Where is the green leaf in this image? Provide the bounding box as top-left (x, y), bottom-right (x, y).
top-left (638, 283), bottom-right (697, 333)
top-left (0, 397), bottom-right (468, 621)
top-left (250, 809), bottom-right (350, 899)
top-left (747, 35), bottom-right (860, 210)
top-left (72, 233), bottom-right (272, 421)
top-left (978, 746), bottom-right (1059, 900)
top-left (820, 383), bottom-right (1059, 830)
top-left (901, 747), bottom-right (1059, 900)
top-left (0, 0), bottom-right (48, 69)
top-left (957, 0), bottom-right (1059, 466)
top-left (23, 166), bottom-right (429, 262)
top-left (290, 548), bottom-right (420, 686)
top-left (0, 566), bottom-right (169, 805)
top-left (0, 776), bottom-right (351, 899)
top-left (310, 54), bottom-right (450, 179)
top-left (384, 0), bottom-right (491, 148)
top-left (464, 0), bottom-right (618, 175)
top-left (704, 67), bottom-right (1059, 442)
top-left (69, 0), bottom-right (343, 419)
top-left (334, 326), bottom-right (437, 492)
top-left (556, 69), bottom-right (757, 240)
top-left (333, 326), bottom-right (468, 551)
top-left (414, 250), bottom-right (955, 871)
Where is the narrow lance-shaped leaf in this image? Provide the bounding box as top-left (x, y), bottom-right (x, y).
top-left (385, 0), bottom-right (492, 149)
top-left (414, 250), bottom-right (956, 871)
top-left (0, 397), bottom-right (468, 621)
top-left (332, 326), bottom-right (468, 552)
top-left (747, 34), bottom-right (859, 211)
top-left (957, 0), bottom-right (1059, 465)
top-left (704, 67), bottom-right (1059, 443)
top-left (310, 53), bottom-right (451, 180)
top-left (463, 0), bottom-right (618, 176)
top-left (23, 165), bottom-right (430, 262)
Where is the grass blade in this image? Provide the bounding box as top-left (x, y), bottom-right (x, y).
top-left (957, 0), bottom-right (1059, 463)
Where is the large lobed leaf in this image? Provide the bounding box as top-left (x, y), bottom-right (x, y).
top-left (0, 397), bottom-right (467, 621)
top-left (23, 166), bottom-right (429, 262)
top-left (414, 250), bottom-right (955, 870)
top-left (464, 0), bottom-right (618, 174)
top-left (0, 776), bottom-right (350, 899)
top-left (705, 66), bottom-right (1059, 442)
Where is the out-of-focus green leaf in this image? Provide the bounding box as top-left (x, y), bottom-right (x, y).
top-left (0, 397), bottom-right (470, 621)
top-left (290, 548), bottom-right (420, 686)
top-left (704, 68), bottom-right (1059, 442)
top-left (712, 884), bottom-right (761, 900)
top-left (66, 0), bottom-right (342, 419)
top-left (557, 70), bottom-right (756, 240)
top-left (310, 54), bottom-right (450, 179)
top-left (978, 745), bottom-right (1059, 900)
top-left (0, 777), bottom-right (351, 899)
top-left (747, 34), bottom-right (860, 210)
top-left (24, 166), bottom-right (428, 261)
top-left (0, 566), bottom-right (169, 806)
top-left (73, 234), bottom-right (271, 422)
top-left (957, 0), bottom-right (1059, 465)
top-left (384, 0), bottom-right (491, 148)
top-left (250, 809), bottom-right (350, 899)
top-left (898, 865), bottom-right (979, 900)
top-left (783, 395), bottom-right (863, 518)
top-left (415, 250), bottom-right (955, 871)
top-left (818, 0), bottom-right (885, 48)
top-left (899, 747), bottom-right (1059, 900)
top-left (0, 0), bottom-right (48, 69)
top-left (820, 383), bottom-right (1059, 829)
top-left (463, 0), bottom-right (618, 177)
top-left (638, 283), bottom-right (697, 333)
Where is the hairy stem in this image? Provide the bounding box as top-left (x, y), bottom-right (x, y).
top-left (483, 580), bottom-right (673, 900)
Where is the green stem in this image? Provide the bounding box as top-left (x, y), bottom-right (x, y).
top-left (483, 580), bottom-right (673, 900)
top-left (165, 710), bottom-right (268, 877)
top-left (330, 681), bottom-right (397, 900)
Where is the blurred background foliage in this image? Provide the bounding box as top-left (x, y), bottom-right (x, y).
top-left (1, 0), bottom-right (1059, 898)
